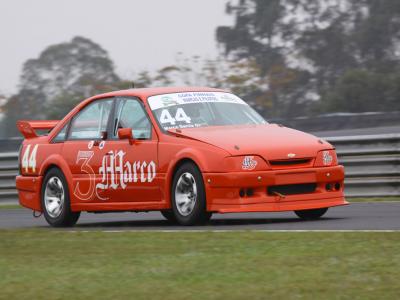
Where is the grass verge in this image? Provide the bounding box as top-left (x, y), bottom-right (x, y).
top-left (0, 230), bottom-right (399, 299)
top-left (0, 204), bottom-right (24, 210)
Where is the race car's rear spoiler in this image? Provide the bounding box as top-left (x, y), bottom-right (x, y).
top-left (17, 120), bottom-right (60, 139)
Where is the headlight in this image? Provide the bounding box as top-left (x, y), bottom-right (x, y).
top-left (223, 155), bottom-right (270, 172)
top-left (314, 150), bottom-right (338, 167)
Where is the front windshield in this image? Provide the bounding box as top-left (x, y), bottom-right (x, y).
top-left (148, 92), bottom-right (267, 131)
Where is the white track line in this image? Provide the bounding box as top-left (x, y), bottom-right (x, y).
top-left (66, 229), bottom-right (400, 233)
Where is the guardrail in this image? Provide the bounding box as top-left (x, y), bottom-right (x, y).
top-left (0, 134), bottom-right (399, 203)
top-left (0, 151), bottom-right (19, 203)
top-left (325, 134), bottom-right (400, 197)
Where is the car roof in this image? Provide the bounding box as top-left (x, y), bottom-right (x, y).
top-left (48, 87), bottom-right (230, 141)
top-left (91, 86), bottom-right (228, 102)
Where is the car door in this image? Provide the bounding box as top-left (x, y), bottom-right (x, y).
top-left (101, 97), bottom-right (161, 203)
top-left (62, 98), bottom-right (114, 203)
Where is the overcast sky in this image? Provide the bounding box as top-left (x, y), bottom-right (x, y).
top-left (0, 0), bottom-right (233, 95)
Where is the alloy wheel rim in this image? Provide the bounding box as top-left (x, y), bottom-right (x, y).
top-left (175, 172), bottom-right (197, 216)
top-left (44, 176), bottom-right (65, 218)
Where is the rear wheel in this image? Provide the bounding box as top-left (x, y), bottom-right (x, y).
top-left (294, 208), bottom-right (328, 220)
top-left (171, 162), bottom-right (212, 225)
top-left (41, 168), bottom-right (80, 227)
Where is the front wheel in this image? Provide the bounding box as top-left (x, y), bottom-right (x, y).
top-left (171, 162), bottom-right (212, 225)
top-left (294, 208), bottom-right (328, 220)
top-left (41, 168), bottom-right (80, 227)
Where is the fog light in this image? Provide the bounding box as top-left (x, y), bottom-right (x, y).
top-left (335, 183), bottom-right (341, 191)
top-left (325, 183), bottom-right (332, 191)
top-left (239, 189), bottom-right (245, 197)
top-left (246, 188), bottom-right (254, 197)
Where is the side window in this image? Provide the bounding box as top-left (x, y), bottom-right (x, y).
top-left (113, 98), bottom-right (151, 140)
top-left (69, 99), bottom-right (113, 140)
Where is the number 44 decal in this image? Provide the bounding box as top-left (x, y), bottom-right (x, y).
top-left (21, 144), bottom-right (39, 173)
top-left (160, 108), bottom-right (191, 125)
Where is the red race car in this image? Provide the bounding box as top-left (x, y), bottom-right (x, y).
top-left (16, 87), bottom-right (347, 227)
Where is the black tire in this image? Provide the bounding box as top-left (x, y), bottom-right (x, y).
top-left (294, 208), bottom-right (328, 220)
top-left (171, 162), bottom-right (212, 225)
top-left (160, 210), bottom-right (177, 223)
top-left (41, 168), bottom-right (80, 227)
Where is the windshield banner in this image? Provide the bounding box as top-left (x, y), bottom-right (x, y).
top-left (148, 92), bottom-right (247, 111)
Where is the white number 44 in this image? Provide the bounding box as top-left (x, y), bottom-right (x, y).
top-left (22, 144), bottom-right (39, 173)
top-left (160, 108), bottom-right (191, 125)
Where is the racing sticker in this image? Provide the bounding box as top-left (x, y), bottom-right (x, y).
top-left (242, 156), bottom-right (258, 170)
top-left (159, 108), bottom-right (191, 125)
top-left (21, 144), bottom-right (39, 173)
top-left (74, 151), bottom-right (96, 200)
top-left (97, 150), bottom-right (156, 191)
top-left (322, 151), bottom-right (333, 166)
top-left (148, 92), bottom-right (247, 110)
top-left (74, 149), bottom-right (157, 201)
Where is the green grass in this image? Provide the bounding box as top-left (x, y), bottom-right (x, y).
top-left (0, 204), bottom-right (25, 210)
top-left (0, 231), bottom-right (399, 300)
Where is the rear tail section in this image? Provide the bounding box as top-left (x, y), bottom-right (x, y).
top-left (17, 120), bottom-right (59, 139)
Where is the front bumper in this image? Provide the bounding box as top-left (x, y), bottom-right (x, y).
top-left (204, 165), bottom-right (347, 213)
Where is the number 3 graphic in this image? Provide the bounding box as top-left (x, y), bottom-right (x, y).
top-left (74, 152), bottom-right (95, 201)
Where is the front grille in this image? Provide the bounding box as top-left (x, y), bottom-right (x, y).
top-left (267, 183), bottom-right (317, 196)
top-left (269, 158), bottom-right (311, 166)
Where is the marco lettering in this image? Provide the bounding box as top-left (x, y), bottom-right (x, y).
top-left (95, 150), bottom-right (157, 196)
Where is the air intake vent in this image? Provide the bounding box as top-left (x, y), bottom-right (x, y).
top-left (269, 159), bottom-right (311, 166)
top-left (267, 183), bottom-right (317, 196)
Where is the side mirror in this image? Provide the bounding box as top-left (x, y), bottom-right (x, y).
top-left (117, 128), bottom-right (135, 145)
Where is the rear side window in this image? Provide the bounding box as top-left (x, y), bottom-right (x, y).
top-left (69, 99), bottom-right (113, 140)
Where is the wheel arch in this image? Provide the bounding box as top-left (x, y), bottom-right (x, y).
top-left (166, 157), bottom-right (211, 224)
top-left (40, 164), bottom-right (65, 206)
top-left (42, 163), bottom-right (61, 175)
top-left (171, 158), bottom-right (200, 176)
top-left (169, 157), bottom-right (203, 193)
top-left (39, 154), bottom-right (74, 202)
top-left (164, 156), bottom-right (204, 209)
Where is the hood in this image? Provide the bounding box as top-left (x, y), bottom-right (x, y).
top-left (169, 124), bottom-right (332, 160)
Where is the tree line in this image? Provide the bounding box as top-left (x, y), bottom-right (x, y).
top-left (217, 0), bottom-right (400, 117)
top-left (1, 0), bottom-right (400, 137)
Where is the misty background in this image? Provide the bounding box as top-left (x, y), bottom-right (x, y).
top-left (1, 0), bottom-right (400, 138)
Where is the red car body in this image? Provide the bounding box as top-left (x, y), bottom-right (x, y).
top-left (16, 87), bottom-right (347, 225)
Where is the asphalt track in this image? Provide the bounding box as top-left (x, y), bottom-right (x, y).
top-left (0, 202), bottom-right (399, 230)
